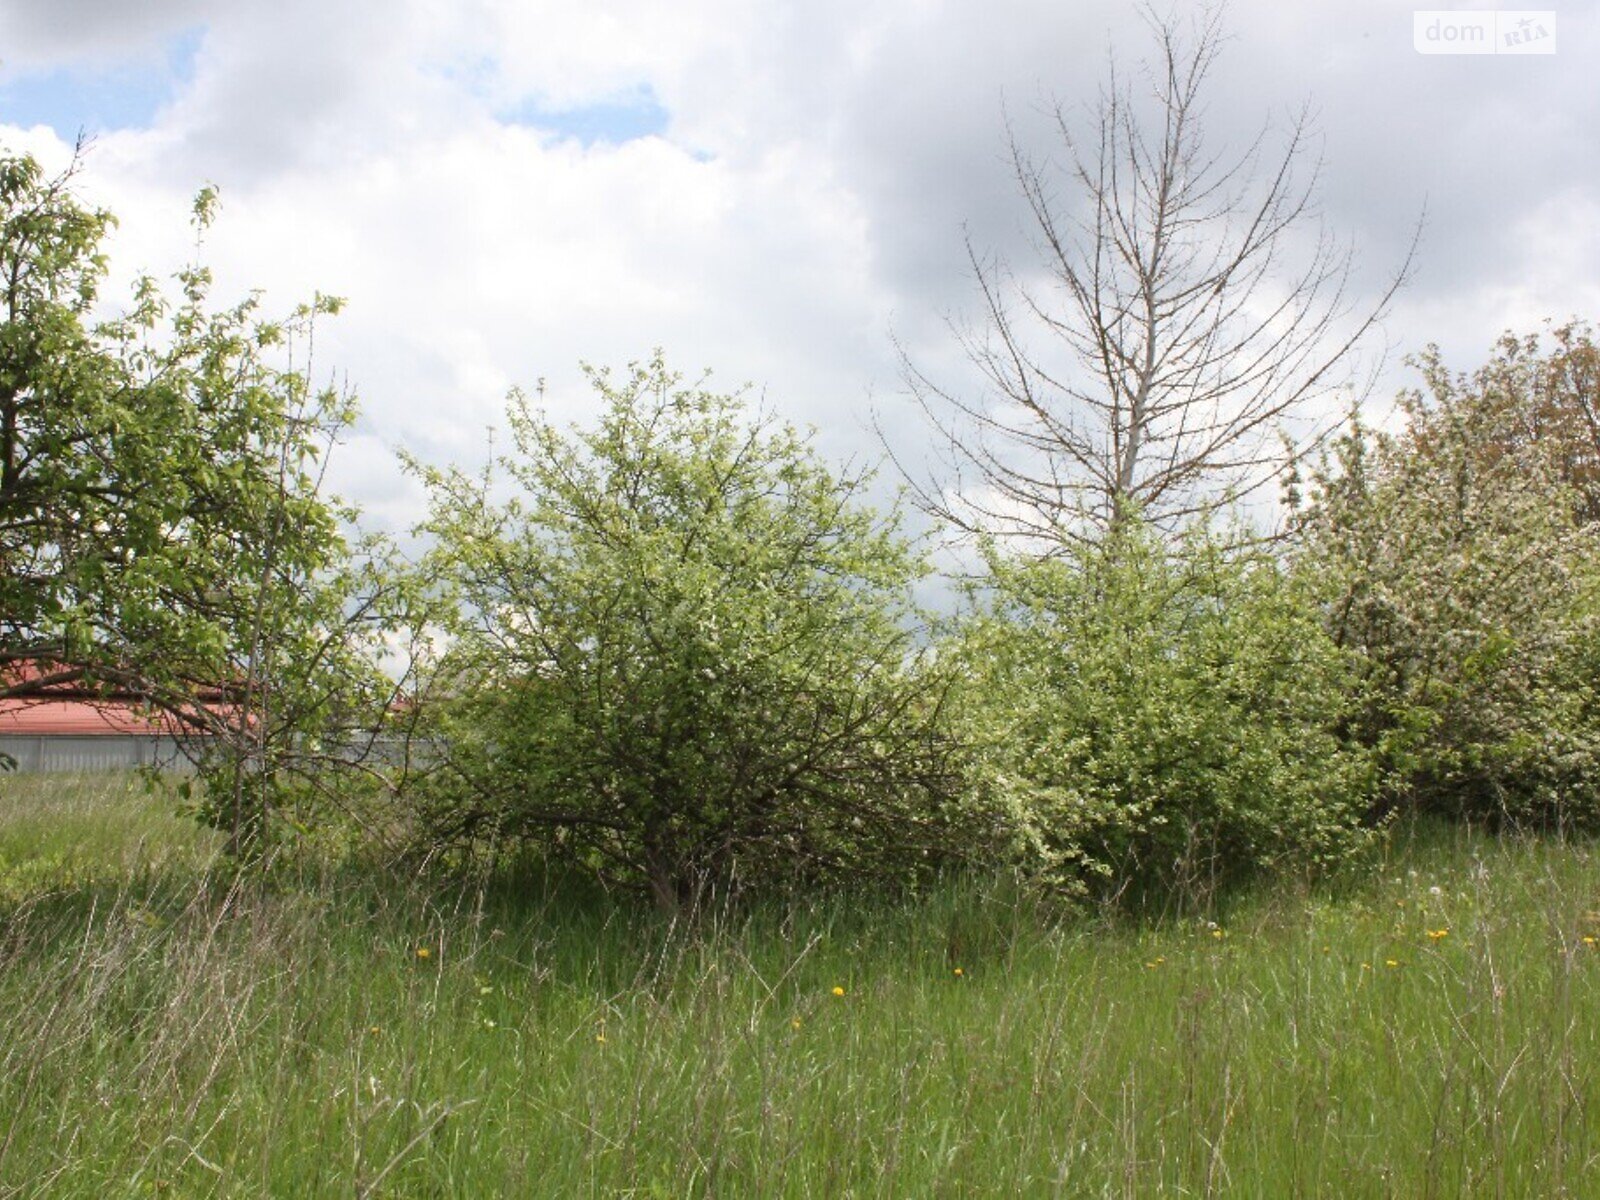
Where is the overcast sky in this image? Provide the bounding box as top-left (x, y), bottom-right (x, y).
top-left (2, 0), bottom-right (1596, 533)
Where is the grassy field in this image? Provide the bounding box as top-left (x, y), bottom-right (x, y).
top-left (3, 775), bottom-right (1600, 1196)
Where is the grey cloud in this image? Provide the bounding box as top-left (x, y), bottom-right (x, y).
top-left (0, 0), bottom-right (206, 67)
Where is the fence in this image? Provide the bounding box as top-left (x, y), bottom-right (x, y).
top-left (0, 734), bottom-right (430, 774)
top-left (0, 734), bottom-right (195, 774)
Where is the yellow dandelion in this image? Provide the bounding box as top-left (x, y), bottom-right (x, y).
top-left (832, 985), bottom-right (846, 997)
top-left (1427, 929), bottom-right (1449, 941)
top-left (791, 1018), bottom-right (802, 1030)
top-left (368, 1025), bottom-right (381, 1036)
top-left (953, 967), bottom-right (964, 977)
top-left (595, 1033), bottom-right (606, 1044)
top-left (1211, 928), bottom-right (1225, 940)
top-left (414, 947), bottom-right (431, 960)
top-left (1360, 962), bottom-right (1371, 971)
top-left (1385, 959), bottom-right (1400, 968)
top-left (1584, 936), bottom-right (1597, 946)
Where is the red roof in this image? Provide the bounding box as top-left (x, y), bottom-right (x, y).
top-left (0, 661), bottom-right (228, 737)
top-left (0, 698), bottom-right (190, 737)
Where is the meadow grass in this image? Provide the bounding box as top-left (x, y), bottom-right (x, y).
top-left (3, 775), bottom-right (1600, 1196)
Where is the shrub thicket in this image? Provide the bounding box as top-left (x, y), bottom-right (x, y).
top-left (404, 358), bottom-right (976, 910)
top-left (950, 520), bottom-right (1377, 905)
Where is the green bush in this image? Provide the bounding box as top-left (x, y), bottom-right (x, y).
top-left (403, 357), bottom-right (976, 910)
top-left (951, 520), bottom-right (1376, 907)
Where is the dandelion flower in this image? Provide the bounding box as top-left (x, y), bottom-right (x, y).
top-left (953, 968), bottom-right (964, 977)
top-left (832, 986), bottom-right (846, 997)
top-left (415, 947), bottom-right (431, 960)
top-left (792, 1018), bottom-right (802, 1030)
top-left (1584, 936), bottom-right (1597, 946)
top-left (1211, 929), bottom-right (1226, 940)
top-left (595, 1033), bottom-right (606, 1044)
top-left (1385, 959), bottom-right (1400, 968)
top-left (1427, 929), bottom-right (1449, 941)
top-left (368, 1026), bottom-right (381, 1036)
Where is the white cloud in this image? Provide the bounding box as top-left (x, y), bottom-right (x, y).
top-left (2, 0), bottom-right (1595, 535)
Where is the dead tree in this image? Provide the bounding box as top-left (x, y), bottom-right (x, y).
top-left (901, 4), bottom-right (1416, 547)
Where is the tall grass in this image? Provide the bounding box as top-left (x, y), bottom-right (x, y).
top-left (3, 775), bottom-right (1600, 1196)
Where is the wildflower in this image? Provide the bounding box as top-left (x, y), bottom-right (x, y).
top-left (1211, 929), bottom-right (1226, 940)
top-left (1429, 886), bottom-right (1442, 896)
top-left (791, 1018), bottom-right (802, 1030)
top-left (1427, 929), bottom-right (1449, 941)
top-left (415, 947), bottom-right (431, 960)
top-left (1385, 959), bottom-right (1400, 968)
top-left (1360, 963), bottom-right (1371, 971)
top-left (953, 968), bottom-right (964, 977)
top-left (480, 985), bottom-right (494, 995)
top-left (832, 986), bottom-right (846, 997)
top-left (483, 1018), bottom-right (497, 1029)
top-left (1584, 936), bottom-right (1597, 947)
top-left (595, 1033), bottom-right (606, 1044)
top-left (368, 1026), bottom-right (381, 1036)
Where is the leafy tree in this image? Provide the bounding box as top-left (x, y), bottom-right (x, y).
top-left (1425, 321), bottom-right (1600, 523)
top-left (0, 145), bottom-right (393, 848)
top-left (953, 518), bottom-right (1375, 906)
top-left (405, 358), bottom-right (970, 910)
top-left (1290, 327), bottom-right (1600, 827)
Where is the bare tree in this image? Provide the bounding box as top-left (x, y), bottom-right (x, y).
top-left (900, 4), bottom-right (1417, 546)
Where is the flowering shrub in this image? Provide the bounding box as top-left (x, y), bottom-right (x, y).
top-left (1290, 329), bottom-right (1600, 828)
top-left (951, 519), bottom-right (1376, 905)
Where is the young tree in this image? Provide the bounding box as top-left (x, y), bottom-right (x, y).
top-left (902, 5), bottom-right (1413, 545)
top-left (406, 358), bottom-right (970, 911)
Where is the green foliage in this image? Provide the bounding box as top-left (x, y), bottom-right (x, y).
top-left (406, 357), bottom-right (971, 908)
top-left (1291, 328), bottom-right (1600, 828)
top-left (0, 146), bottom-right (395, 849)
top-left (954, 519), bottom-right (1376, 905)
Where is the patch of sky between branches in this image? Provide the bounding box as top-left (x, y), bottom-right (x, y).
top-left (0, 25), bottom-right (203, 138)
top-left (501, 83), bottom-right (670, 147)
